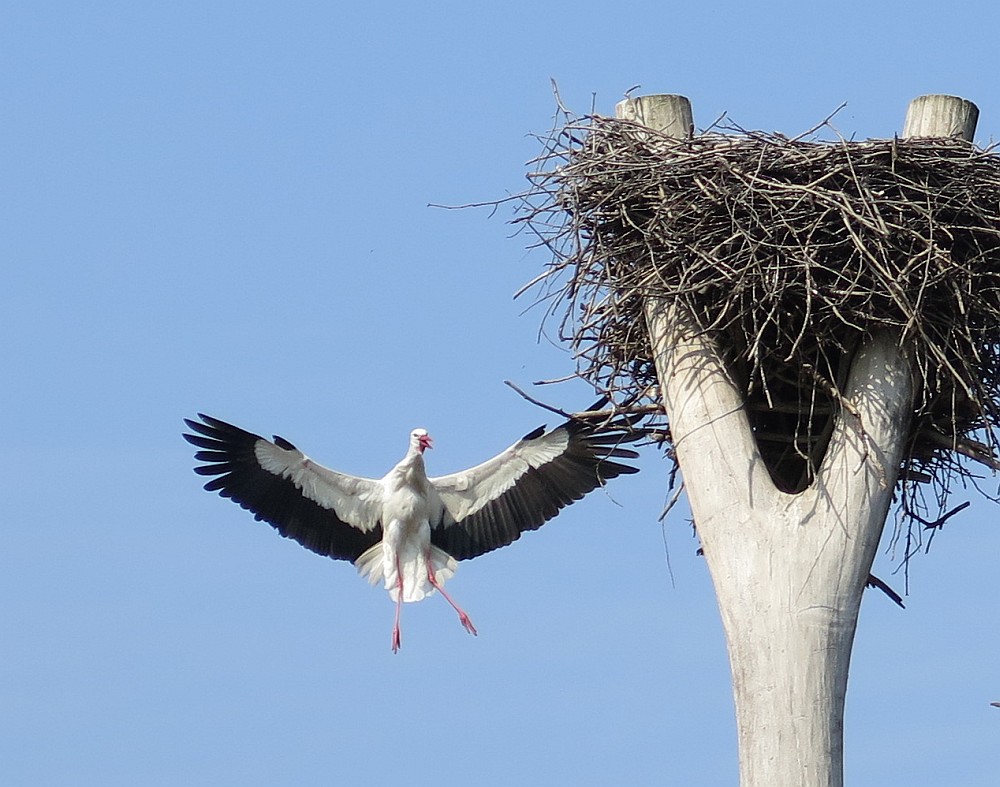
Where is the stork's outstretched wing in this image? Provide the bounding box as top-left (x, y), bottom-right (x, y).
top-left (183, 414), bottom-right (385, 562)
top-left (428, 418), bottom-right (641, 560)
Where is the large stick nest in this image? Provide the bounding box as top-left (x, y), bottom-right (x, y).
top-left (517, 112), bottom-right (1000, 537)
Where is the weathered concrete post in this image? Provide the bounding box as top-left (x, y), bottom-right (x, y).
top-left (618, 93), bottom-right (977, 786)
top-left (903, 94), bottom-right (979, 140)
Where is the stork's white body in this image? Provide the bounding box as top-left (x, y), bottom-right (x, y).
top-left (371, 445), bottom-right (441, 602)
top-left (354, 430), bottom-right (455, 606)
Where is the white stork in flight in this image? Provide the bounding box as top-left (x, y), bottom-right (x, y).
top-left (183, 412), bottom-right (640, 651)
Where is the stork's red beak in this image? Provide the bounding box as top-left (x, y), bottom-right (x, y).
top-left (419, 434), bottom-right (433, 451)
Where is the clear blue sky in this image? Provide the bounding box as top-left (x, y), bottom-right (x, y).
top-left (2, 2), bottom-right (998, 785)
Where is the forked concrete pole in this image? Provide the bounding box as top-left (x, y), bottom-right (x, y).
top-left (621, 92), bottom-right (975, 786)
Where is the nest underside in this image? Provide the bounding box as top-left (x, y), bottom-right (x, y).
top-left (519, 114), bottom-right (1000, 531)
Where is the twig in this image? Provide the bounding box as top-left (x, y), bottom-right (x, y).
top-left (910, 500), bottom-right (972, 552)
top-left (659, 481), bottom-right (685, 522)
top-left (503, 380), bottom-right (572, 418)
top-left (865, 573), bottom-right (905, 608)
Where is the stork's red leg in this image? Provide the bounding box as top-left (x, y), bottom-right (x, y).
top-left (391, 560), bottom-right (404, 653)
top-left (427, 559), bottom-right (477, 637)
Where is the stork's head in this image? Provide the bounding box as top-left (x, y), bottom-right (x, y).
top-left (411, 428), bottom-right (433, 453)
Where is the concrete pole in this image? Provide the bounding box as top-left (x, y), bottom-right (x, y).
top-left (903, 94), bottom-right (979, 140)
top-left (622, 93), bottom-right (977, 786)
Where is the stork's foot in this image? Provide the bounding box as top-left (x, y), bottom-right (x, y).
top-left (391, 624), bottom-right (402, 654)
top-left (458, 611), bottom-right (477, 637)
top-left (426, 557), bottom-right (477, 638)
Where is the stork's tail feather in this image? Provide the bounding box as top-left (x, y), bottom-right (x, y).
top-left (355, 544), bottom-right (457, 603)
top-left (355, 544), bottom-right (385, 588)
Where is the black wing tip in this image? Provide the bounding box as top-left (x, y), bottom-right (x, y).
top-left (601, 447), bottom-right (641, 459)
top-left (183, 414), bottom-right (268, 480)
top-left (183, 413), bottom-right (210, 432)
top-left (520, 425), bottom-right (547, 442)
top-left (606, 463), bottom-right (640, 475)
top-left (183, 413), bottom-right (268, 443)
top-left (571, 422), bottom-right (644, 466)
top-left (184, 416), bottom-right (298, 455)
top-left (182, 413), bottom-right (228, 439)
top-left (518, 416), bottom-right (644, 477)
top-left (273, 435), bottom-right (297, 451)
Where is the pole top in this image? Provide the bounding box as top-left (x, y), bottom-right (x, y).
top-left (615, 94), bottom-right (694, 139)
top-left (903, 94), bottom-right (979, 140)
